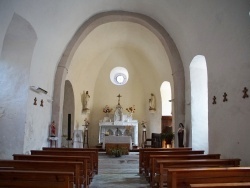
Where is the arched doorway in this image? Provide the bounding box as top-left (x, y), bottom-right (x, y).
top-left (190, 55), bottom-right (208, 153)
top-left (61, 80), bottom-right (75, 147)
top-left (160, 81), bottom-right (173, 134)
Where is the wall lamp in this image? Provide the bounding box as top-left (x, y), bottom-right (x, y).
top-left (30, 86), bottom-right (48, 94)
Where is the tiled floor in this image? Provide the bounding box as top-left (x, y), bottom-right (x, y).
top-left (89, 152), bottom-right (150, 188)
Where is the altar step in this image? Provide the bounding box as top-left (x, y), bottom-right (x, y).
top-left (95, 144), bottom-right (139, 152)
top-left (95, 144), bottom-right (104, 151)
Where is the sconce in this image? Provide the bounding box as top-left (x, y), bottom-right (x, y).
top-left (30, 86), bottom-right (48, 94)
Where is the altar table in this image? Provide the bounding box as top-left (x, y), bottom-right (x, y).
top-left (102, 135), bottom-right (132, 150)
top-left (99, 121), bottom-right (138, 146)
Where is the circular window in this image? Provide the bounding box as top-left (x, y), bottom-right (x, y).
top-left (110, 67), bottom-right (129, 85)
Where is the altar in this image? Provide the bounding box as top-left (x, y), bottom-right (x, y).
top-left (102, 135), bottom-right (132, 150)
top-left (99, 120), bottom-right (138, 147)
top-left (99, 94), bottom-right (139, 148)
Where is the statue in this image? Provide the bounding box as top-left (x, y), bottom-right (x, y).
top-left (114, 94), bottom-right (123, 122)
top-left (178, 123), bottom-right (185, 147)
top-left (81, 91), bottom-right (90, 112)
top-left (50, 121), bottom-right (56, 137)
top-left (149, 93), bottom-right (156, 111)
top-left (114, 105), bottom-right (123, 122)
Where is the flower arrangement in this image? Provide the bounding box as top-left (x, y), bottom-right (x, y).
top-left (103, 105), bottom-right (113, 113)
top-left (161, 132), bottom-right (175, 142)
top-left (109, 147), bottom-right (128, 157)
top-left (126, 105), bottom-right (135, 113)
top-left (141, 121), bottom-right (147, 128)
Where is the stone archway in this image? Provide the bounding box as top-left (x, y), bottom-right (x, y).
top-left (52, 11), bottom-right (185, 144)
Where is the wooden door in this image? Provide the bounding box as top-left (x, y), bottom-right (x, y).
top-left (161, 116), bottom-right (172, 133)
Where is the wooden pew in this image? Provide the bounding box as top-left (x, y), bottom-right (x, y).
top-left (30, 150), bottom-right (96, 180)
top-left (0, 160), bottom-right (83, 188)
top-left (42, 147), bottom-right (99, 174)
top-left (13, 154), bottom-right (89, 188)
top-left (139, 147), bottom-right (192, 174)
top-left (189, 182), bottom-right (250, 187)
top-left (141, 150), bottom-right (204, 175)
top-left (146, 153), bottom-right (219, 180)
top-left (0, 170), bottom-right (74, 188)
top-left (149, 154), bottom-right (221, 186)
top-left (158, 159), bottom-right (241, 188)
top-left (167, 167), bottom-right (250, 188)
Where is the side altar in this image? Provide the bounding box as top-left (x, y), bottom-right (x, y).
top-left (99, 94), bottom-right (138, 147)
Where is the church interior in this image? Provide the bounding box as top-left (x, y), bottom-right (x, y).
top-left (0, 1), bottom-right (250, 186)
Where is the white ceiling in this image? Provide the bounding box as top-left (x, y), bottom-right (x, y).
top-left (66, 21), bottom-right (173, 90)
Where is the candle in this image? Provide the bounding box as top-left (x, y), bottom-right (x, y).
top-left (67, 114), bottom-right (71, 140)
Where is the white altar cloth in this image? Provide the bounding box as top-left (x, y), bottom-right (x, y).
top-left (102, 135), bottom-right (132, 150)
top-left (99, 121), bottom-right (138, 146)
top-left (73, 130), bottom-right (83, 148)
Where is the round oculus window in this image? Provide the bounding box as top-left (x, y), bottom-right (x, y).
top-left (110, 67), bottom-right (129, 85)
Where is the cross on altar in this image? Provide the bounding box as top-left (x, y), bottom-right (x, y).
top-left (117, 94), bottom-right (122, 105)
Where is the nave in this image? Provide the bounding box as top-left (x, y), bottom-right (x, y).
top-left (1, 147), bottom-right (250, 188)
top-left (89, 152), bottom-right (150, 188)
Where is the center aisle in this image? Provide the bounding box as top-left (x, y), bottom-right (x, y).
top-left (89, 152), bottom-right (150, 188)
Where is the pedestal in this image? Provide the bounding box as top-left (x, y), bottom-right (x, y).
top-left (142, 130), bottom-right (146, 148)
top-left (48, 137), bottom-right (58, 148)
top-left (83, 129), bottom-right (89, 148)
top-left (73, 130), bottom-right (83, 148)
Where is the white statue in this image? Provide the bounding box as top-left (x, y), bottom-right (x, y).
top-left (81, 91), bottom-right (90, 111)
top-left (114, 105), bottom-right (123, 122)
top-left (149, 93), bottom-right (156, 111)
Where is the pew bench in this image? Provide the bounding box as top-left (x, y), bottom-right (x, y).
top-left (141, 149), bottom-right (204, 175)
top-left (157, 159), bottom-right (241, 188)
top-left (149, 154), bottom-right (221, 186)
top-left (0, 170), bottom-right (74, 188)
top-left (30, 150), bottom-right (96, 181)
top-left (139, 147), bottom-right (192, 174)
top-left (0, 160), bottom-right (83, 188)
top-left (167, 167), bottom-right (250, 188)
top-left (42, 147), bottom-right (99, 174)
top-left (13, 154), bottom-right (89, 188)
top-left (189, 182), bottom-right (250, 187)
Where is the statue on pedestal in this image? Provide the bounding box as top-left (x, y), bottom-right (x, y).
top-left (50, 121), bottom-right (56, 137)
top-left (114, 104), bottom-right (123, 122)
top-left (114, 94), bottom-right (123, 122)
top-left (149, 93), bottom-right (156, 111)
top-left (81, 91), bottom-right (90, 113)
top-left (178, 123), bottom-right (185, 147)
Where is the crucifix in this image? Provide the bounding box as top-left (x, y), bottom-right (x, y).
top-left (223, 92), bottom-right (228, 102)
top-left (212, 96), bottom-right (216, 104)
top-left (34, 97), bottom-right (37, 105)
top-left (117, 94), bottom-right (122, 105)
top-left (243, 87), bottom-right (249, 99)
